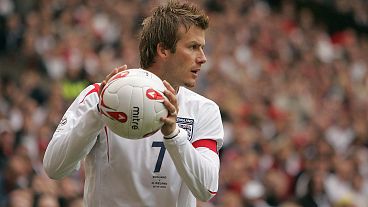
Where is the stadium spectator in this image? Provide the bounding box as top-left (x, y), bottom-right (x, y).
top-left (1, 0), bottom-right (368, 206)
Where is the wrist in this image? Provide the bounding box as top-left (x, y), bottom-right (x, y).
top-left (163, 126), bottom-right (180, 139)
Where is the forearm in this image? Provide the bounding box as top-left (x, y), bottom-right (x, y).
top-left (164, 128), bottom-right (220, 201)
top-left (44, 104), bottom-right (103, 179)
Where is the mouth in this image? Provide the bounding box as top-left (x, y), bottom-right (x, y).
top-left (191, 69), bottom-right (200, 76)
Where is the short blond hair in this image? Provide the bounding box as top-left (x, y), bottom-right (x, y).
top-left (139, 0), bottom-right (209, 68)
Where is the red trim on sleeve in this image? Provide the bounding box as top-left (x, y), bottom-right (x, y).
top-left (192, 139), bottom-right (217, 154)
top-left (208, 190), bottom-right (217, 195)
top-left (80, 83), bottom-right (100, 103)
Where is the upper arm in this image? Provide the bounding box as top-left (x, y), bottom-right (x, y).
top-left (192, 102), bottom-right (224, 151)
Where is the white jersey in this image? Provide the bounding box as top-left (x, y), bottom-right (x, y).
top-left (43, 84), bottom-right (224, 207)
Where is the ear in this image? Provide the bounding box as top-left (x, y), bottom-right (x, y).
top-left (156, 43), bottom-right (169, 58)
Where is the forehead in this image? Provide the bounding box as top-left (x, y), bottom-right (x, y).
top-left (177, 25), bottom-right (205, 44)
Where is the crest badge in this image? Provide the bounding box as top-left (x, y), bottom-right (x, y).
top-left (176, 117), bottom-right (194, 141)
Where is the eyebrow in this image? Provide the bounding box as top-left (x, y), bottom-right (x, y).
top-left (188, 41), bottom-right (205, 46)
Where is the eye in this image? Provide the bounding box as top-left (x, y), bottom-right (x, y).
top-left (190, 44), bottom-right (202, 50)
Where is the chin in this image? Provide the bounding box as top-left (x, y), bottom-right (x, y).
top-left (184, 82), bottom-right (196, 88)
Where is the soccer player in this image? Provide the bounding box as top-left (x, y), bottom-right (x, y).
top-left (43, 1), bottom-right (224, 206)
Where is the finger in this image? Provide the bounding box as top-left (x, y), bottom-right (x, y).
top-left (106, 68), bottom-right (119, 81)
top-left (160, 116), bottom-right (176, 125)
top-left (163, 99), bottom-right (177, 116)
top-left (170, 110), bottom-right (177, 116)
top-left (163, 90), bottom-right (178, 115)
top-left (116, 64), bottom-right (127, 72)
top-left (98, 80), bottom-right (106, 96)
top-left (99, 65), bottom-right (128, 98)
top-left (105, 65), bottom-right (128, 84)
top-left (163, 80), bottom-right (175, 94)
top-left (163, 90), bottom-right (177, 105)
top-left (162, 82), bottom-right (177, 104)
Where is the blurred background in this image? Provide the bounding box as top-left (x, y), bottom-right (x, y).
top-left (1, 0), bottom-right (368, 206)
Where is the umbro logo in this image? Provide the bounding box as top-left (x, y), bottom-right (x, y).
top-left (55, 117), bottom-right (67, 132)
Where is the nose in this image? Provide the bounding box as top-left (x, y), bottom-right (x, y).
top-left (197, 48), bottom-right (207, 64)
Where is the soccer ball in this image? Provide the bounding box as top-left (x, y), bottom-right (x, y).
top-left (99, 69), bottom-right (168, 139)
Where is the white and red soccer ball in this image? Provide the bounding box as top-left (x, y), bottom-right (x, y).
top-left (99, 69), bottom-right (168, 139)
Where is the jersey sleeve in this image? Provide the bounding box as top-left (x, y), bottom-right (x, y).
top-left (192, 101), bottom-right (224, 151)
top-left (164, 101), bottom-right (224, 201)
top-left (43, 83), bottom-right (104, 179)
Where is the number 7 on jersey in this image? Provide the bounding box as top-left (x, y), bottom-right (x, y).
top-left (152, 141), bottom-right (166, 173)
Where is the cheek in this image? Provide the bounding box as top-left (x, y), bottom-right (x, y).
top-left (170, 56), bottom-right (186, 70)
top-left (176, 49), bottom-right (193, 61)
top-left (168, 51), bottom-right (193, 74)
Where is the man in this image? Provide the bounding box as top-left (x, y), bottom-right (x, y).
top-left (43, 1), bottom-right (224, 206)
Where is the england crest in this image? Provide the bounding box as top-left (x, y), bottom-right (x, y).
top-left (176, 117), bottom-right (194, 141)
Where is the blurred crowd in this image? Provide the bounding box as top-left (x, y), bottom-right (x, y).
top-left (310, 0), bottom-right (368, 27)
top-left (1, 0), bottom-right (368, 207)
